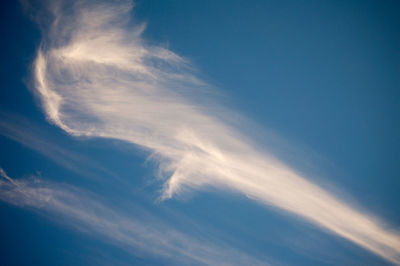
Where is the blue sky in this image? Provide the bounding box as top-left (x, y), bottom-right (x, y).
top-left (0, 0), bottom-right (399, 265)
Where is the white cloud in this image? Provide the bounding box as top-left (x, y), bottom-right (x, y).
top-left (0, 168), bottom-right (266, 265)
top-left (30, 0), bottom-right (400, 264)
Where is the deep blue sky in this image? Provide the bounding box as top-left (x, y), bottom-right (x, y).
top-left (0, 0), bottom-right (399, 265)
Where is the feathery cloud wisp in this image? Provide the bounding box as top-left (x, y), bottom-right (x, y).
top-left (0, 112), bottom-right (115, 178)
top-left (0, 168), bottom-right (265, 265)
top-left (31, 0), bottom-right (400, 264)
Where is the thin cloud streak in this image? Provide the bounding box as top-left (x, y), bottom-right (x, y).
top-left (0, 168), bottom-right (265, 266)
top-left (0, 112), bottom-right (115, 179)
top-left (31, 0), bottom-right (400, 264)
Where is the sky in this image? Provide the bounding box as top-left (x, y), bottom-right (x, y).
top-left (0, 0), bottom-right (399, 265)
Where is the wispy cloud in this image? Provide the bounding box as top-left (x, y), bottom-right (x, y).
top-left (0, 168), bottom-right (265, 265)
top-left (30, 0), bottom-right (400, 264)
top-left (0, 167), bottom-right (17, 185)
top-left (0, 112), bottom-right (115, 179)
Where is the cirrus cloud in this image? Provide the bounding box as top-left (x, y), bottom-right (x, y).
top-left (30, 0), bottom-right (400, 264)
